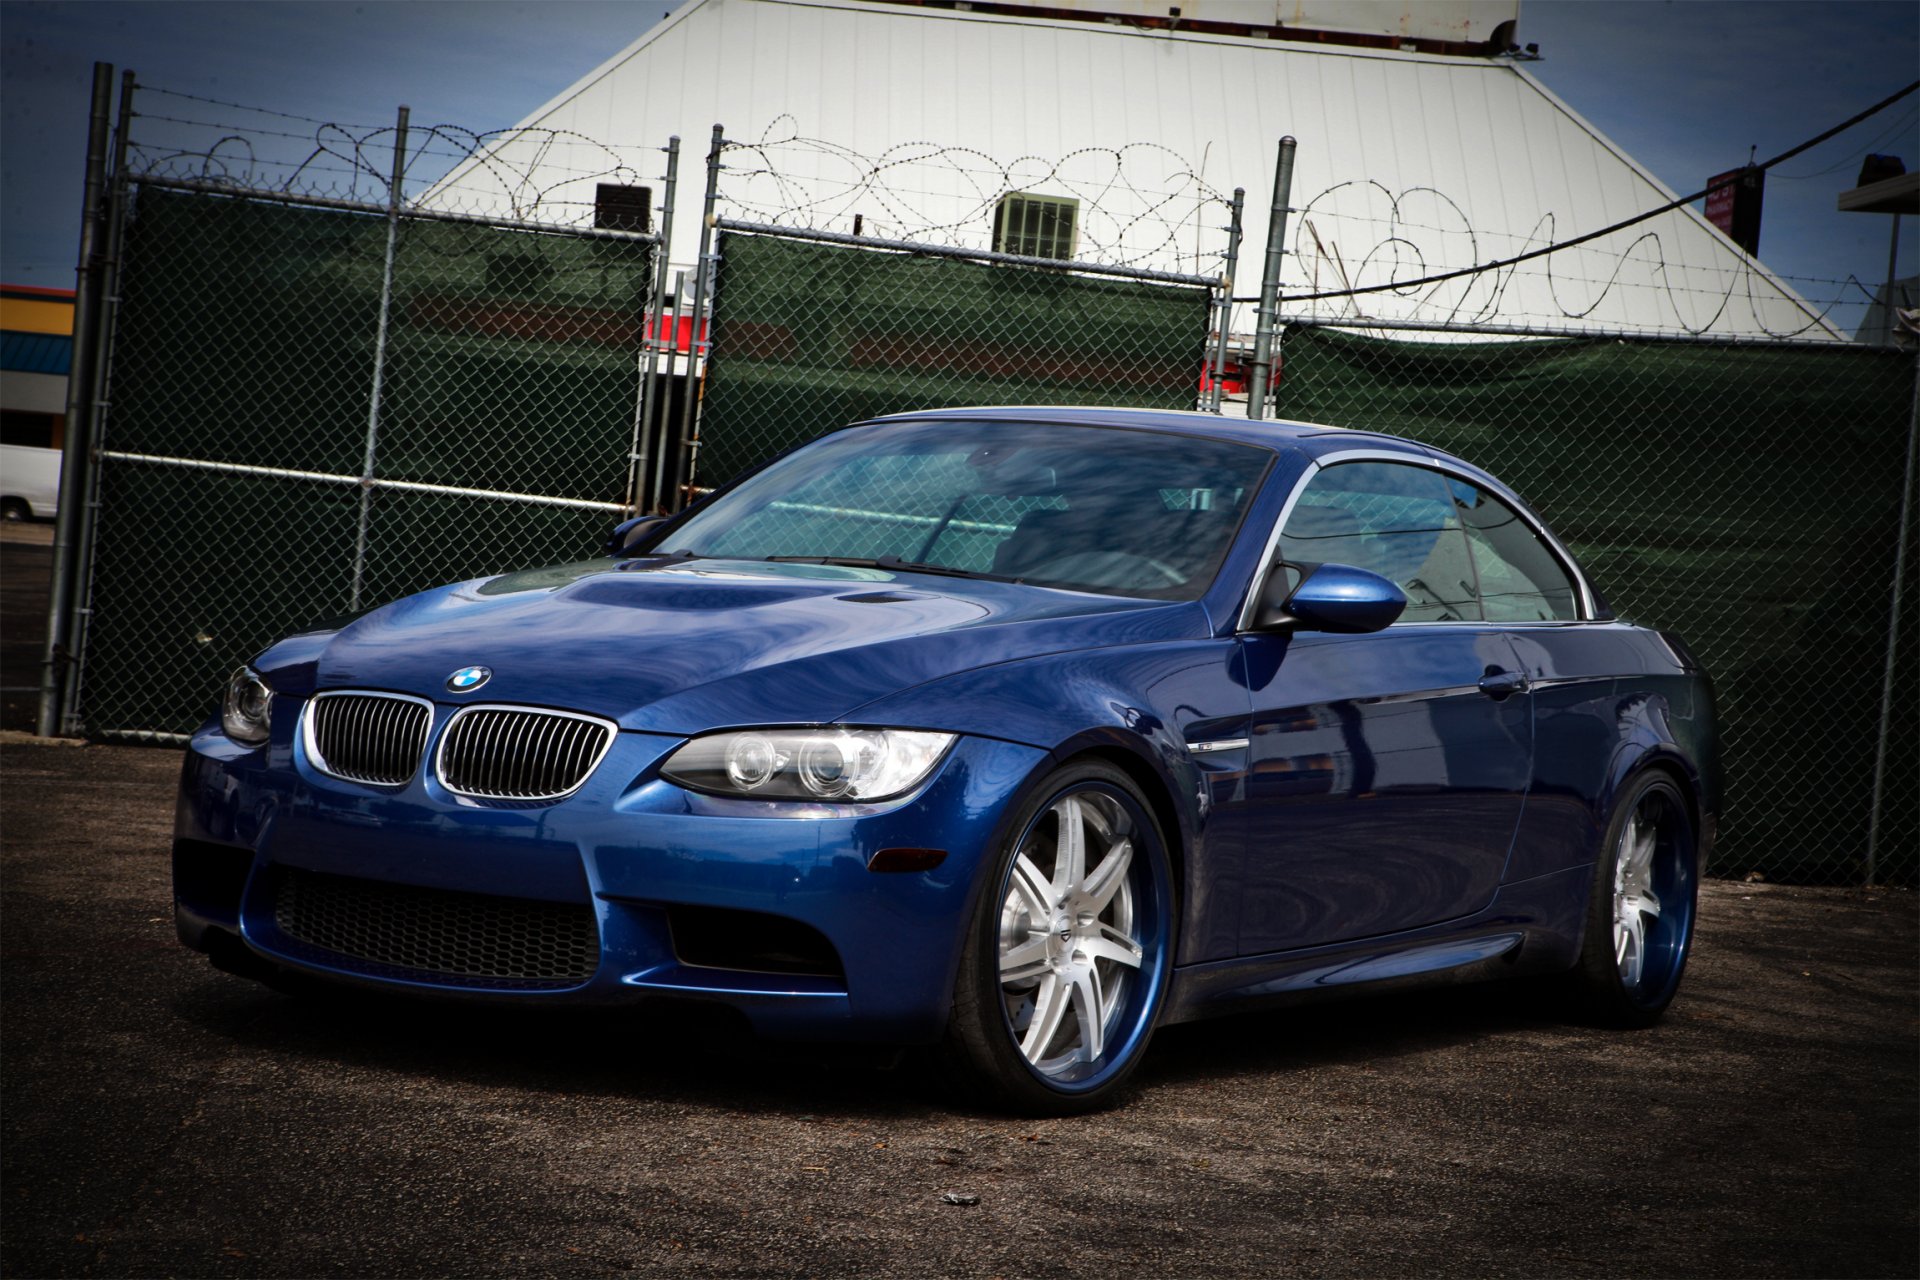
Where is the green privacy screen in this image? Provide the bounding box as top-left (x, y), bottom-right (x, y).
top-left (694, 231), bottom-right (1215, 486)
top-left (1275, 325), bottom-right (1918, 884)
top-left (83, 187), bottom-right (651, 737)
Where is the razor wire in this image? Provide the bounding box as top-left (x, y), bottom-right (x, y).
top-left (713, 117), bottom-right (1240, 279)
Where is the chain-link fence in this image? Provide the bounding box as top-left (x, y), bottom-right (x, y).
top-left (694, 227), bottom-right (1219, 488)
top-left (44, 76), bottom-right (1914, 886)
top-left (77, 184), bottom-right (657, 739)
top-left (1271, 319), bottom-right (1919, 884)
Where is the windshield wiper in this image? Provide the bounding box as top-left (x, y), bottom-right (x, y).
top-left (759, 555), bottom-right (989, 580)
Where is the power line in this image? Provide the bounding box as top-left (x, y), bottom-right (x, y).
top-left (1236, 79), bottom-right (1920, 305)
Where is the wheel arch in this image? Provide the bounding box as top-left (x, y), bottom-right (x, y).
top-left (1605, 745), bottom-right (1707, 870)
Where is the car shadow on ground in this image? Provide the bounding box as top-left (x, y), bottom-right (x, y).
top-left (1141, 978), bottom-right (1572, 1081)
top-left (169, 965), bottom-right (1568, 1116)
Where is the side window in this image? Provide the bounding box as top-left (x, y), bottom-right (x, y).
top-left (1279, 462), bottom-right (1482, 623)
top-left (1446, 480), bottom-right (1582, 621)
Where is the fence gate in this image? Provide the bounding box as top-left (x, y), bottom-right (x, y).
top-left (74, 183), bottom-right (659, 739)
top-left (691, 223), bottom-right (1222, 491)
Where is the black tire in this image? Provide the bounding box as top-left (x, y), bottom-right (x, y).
top-left (1564, 770), bottom-right (1701, 1027)
top-left (0, 498), bottom-right (29, 522)
top-left (941, 760), bottom-right (1177, 1115)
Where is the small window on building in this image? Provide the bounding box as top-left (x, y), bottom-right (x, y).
top-left (594, 183), bottom-right (652, 233)
top-left (993, 193), bottom-right (1079, 261)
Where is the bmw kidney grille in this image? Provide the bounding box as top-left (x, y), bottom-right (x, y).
top-left (305, 694), bottom-right (615, 800)
top-left (436, 706), bottom-right (616, 801)
top-left (305, 692), bottom-right (433, 787)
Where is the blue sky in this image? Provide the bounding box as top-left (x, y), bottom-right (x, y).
top-left (3, 0), bottom-right (1915, 329)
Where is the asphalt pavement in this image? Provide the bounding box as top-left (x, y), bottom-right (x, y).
top-left (2, 739), bottom-right (1915, 1278)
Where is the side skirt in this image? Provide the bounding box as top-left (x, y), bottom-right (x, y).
top-left (1160, 862), bottom-right (1590, 1025)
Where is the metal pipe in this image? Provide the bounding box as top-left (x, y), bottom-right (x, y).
top-left (1865, 354), bottom-right (1919, 885)
top-left (669, 124), bottom-right (724, 511)
top-left (348, 105), bottom-right (409, 612)
top-left (1207, 187), bottom-right (1246, 412)
top-left (99, 451), bottom-right (628, 512)
top-left (628, 135), bottom-right (679, 514)
top-left (1244, 136), bottom-right (1297, 421)
top-left (711, 216), bottom-right (1217, 287)
top-left (37, 62), bottom-right (114, 738)
top-left (1883, 213), bottom-right (1903, 348)
top-left (56, 68), bottom-right (136, 735)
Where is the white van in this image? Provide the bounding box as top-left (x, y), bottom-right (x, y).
top-left (1, 443), bottom-right (62, 520)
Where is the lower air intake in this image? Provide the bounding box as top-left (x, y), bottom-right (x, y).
top-left (271, 867), bottom-right (599, 985)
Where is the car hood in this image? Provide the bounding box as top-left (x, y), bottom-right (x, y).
top-left (261, 558), bottom-right (1209, 735)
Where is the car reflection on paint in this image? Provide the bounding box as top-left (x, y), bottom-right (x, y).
top-left (174, 407), bottom-right (1717, 1114)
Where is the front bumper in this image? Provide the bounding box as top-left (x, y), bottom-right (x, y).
top-left (174, 702), bottom-right (1048, 1043)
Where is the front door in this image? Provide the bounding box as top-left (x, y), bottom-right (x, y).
top-left (1233, 457), bottom-right (1534, 955)
top-left (1235, 627), bottom-right (1532, 953)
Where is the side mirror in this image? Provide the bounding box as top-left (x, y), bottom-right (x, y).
top-left (604, 514), bottom-right (668, 558)
top-left (1250, 562), bottom-right (1407, 634)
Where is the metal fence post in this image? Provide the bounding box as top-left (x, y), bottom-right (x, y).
top-left (627, 135), bottom-right (679, 514)
top-left (1244, 136), bottom-right (1297, 421)
top-left (57, 68), bottom-right (136, 735)
top-left (348, 105), bottom-right (409, 612)
top-left (668, 124), bottom-right (724, 510)
top-left (1207, 187), bottom-right (1245, 412)
top-left (1865, 355), bottom-right (1919, 884)
top-left (1881, 214), bottom-right (1903, 347)
top-left (37, 63), bottom-right (115, 738)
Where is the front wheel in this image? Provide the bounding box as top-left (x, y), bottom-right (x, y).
top-left (1565, 770), bottom-right (1700, 1026)
top-left (943, 761), bottom-right (1176, 1114)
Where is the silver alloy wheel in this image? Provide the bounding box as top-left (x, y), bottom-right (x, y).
top-left (1612, 803), bottom-right (1664, 988)
top-left (996, 789), bottom-right (1145, 1078)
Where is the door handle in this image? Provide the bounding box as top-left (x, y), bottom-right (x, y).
top-left (1478, 669), bottom-right (1531, 699)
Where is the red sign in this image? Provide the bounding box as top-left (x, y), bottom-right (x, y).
top-left (1705, 169), bottom-right (1741, 234)
top-left (1704, 166), bottom-right (1764, 254)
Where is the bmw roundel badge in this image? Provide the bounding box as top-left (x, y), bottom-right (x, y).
top-left (446, 665), bottom-right (491, 693)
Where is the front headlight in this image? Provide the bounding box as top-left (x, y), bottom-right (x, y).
top-left (221, 666), bottom-right (273, 746)
top-left (661, 727), bottom-right (955, 801)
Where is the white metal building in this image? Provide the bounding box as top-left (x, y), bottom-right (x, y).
top-left (429, 0), bottom-right (1839, 340)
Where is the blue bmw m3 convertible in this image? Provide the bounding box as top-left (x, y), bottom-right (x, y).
top-left (175, 407), bottom-right (1717, 1113)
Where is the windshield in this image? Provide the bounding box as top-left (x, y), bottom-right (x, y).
top-left (655, 419), bottom-right (1272, 600)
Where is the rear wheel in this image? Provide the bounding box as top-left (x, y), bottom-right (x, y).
top-left (1566, 770), bottom-right (1700, 1026)
top-left (1, 498), bottom-right (29, 522)
top-left (943, 761), bottom-right (1175, 1114)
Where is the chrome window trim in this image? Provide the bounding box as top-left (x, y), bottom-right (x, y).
top-left (1234, 447), bottom-right (1597, 631)
top-left (433, 703), bottom-right (620, 802)
top-left (301, 690), bottom-right (436, 787)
